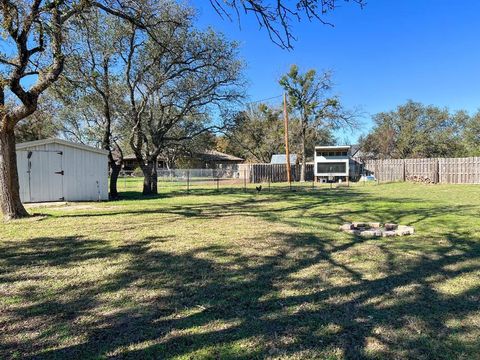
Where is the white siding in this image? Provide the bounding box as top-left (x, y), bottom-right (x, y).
top-left (16, 140), bottom-right (108, 203)
top-left (314, 146), bottom-right (351, 177)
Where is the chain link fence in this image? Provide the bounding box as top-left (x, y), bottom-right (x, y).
top-left (157, 168), bottom-right (246, 192)
top-left (118, 168), bottom-right (352, 194)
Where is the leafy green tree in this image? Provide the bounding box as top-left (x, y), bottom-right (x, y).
top-left (169, 132), bottom-right (218, 169)
top-left (360, 101), bottom-right (466, 159)
top-left (461, 111), bottom-right (480, 156)
top-left (279, 65), bottom-right (355, 181)
top-left (15, 100), bottom-right (59, 143)
top-left (53, 11), bottom-right (128, 199)
top-left (224, 103), bottom-right (335, 163)
top-left (123, 14), bottom-right (244, 194)
top-left (225, 104), bottom-right (285, 163)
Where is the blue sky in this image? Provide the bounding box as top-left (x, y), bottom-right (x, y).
top-left (192, 0), bottom-right (480, 142)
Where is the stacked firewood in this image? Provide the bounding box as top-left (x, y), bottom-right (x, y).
top-left (406, 175), bottom-right (435, 184)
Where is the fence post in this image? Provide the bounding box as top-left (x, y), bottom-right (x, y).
top-left (269, 165), bottom-right (271, 192)
top-left (187, 170), bottom-right (190, 193)
top-left (216, 178), bottom-right (219, 191)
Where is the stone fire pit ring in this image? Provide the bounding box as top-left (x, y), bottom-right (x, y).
top-left (340, 222), bottom-right (414, 238)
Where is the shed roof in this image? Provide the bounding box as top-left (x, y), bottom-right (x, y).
top-left (16, 138), bottom-right (109, 155)
top-left (270, 154), bottom-right (297, 164)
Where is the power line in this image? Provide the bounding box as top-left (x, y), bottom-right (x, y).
top-left (242, 94), bottom-right (283, 106)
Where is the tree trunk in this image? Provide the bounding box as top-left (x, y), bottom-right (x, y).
top-left (142, 161), bottom-right (158, 195)
top-left (0, 129), bottom-right (29, 220)
top-left (109, 162), bottom-right (122, 199)
top-left (300, 125), bottom-right (306, 182)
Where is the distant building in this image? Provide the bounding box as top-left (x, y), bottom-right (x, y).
top-left (190, 150), bottom-right (244, 170)
top-left (314, 145), bottom-right (362, 182)
top-left (122, 150), bottom-right (243, 172)
top-left (122, 154), bottom-right (167, 173)
top-left (270, 154), bottom-right (298, 165)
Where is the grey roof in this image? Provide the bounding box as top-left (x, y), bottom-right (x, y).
top-left (123, 150), bottom-right (243, 162)
top-left (123, 154), bottom-right (167, 161)
top-left (270, 154), bottom-right (297, 164)
top-left (196, 150), bottom-right (244, 162)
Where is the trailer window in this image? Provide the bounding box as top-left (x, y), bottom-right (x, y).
top-left (317, 162), bottom-right (346, 173)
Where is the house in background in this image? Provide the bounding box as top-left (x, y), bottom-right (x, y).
top-left (122, 154), bottom-right (167, 173)
top-left (122, 150), bottom-right (243, 172)
top-left (314, 145), bottom-right (362, 182)
top-left (189, 150), bottom-right (244, 170)
top-left (270, 154), bottom-right (298, 165)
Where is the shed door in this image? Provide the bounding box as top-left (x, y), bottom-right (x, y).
top-left (28, 151), bottom-right (64, 202)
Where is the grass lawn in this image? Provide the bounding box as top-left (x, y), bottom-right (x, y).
top-left (1, 181), bottom-right (479, 359)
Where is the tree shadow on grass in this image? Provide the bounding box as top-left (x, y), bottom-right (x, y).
top-left (1, 227), bottom-right (479, 359)
top-left (52, 188), bottom-right (476, 233)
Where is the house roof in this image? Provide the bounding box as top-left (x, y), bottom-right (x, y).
top-left (16, 138), bottom-right (108, 155)
top-left (270, 154), bottom-right (297, 164)
top-left (123, 154), bottom-right (167, 161)
top-left (123, 154), bottom-right (138, 161)
top-left (123, 150), bottom-right (243, 163)
top-left (196, 150), bottom-right (244, 162)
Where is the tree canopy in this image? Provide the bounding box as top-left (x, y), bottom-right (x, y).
top-left (359, 101), bottom-right (479, 159)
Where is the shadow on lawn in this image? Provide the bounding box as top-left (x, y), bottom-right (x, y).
top-left (56, 188), bottom-right (476, 232)
top-left (1, 227), bottom-right (479, 359)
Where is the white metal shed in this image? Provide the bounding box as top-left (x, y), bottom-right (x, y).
top-left (16, 138), bottom-right (109, 203)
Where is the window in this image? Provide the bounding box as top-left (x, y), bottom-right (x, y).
top-left (316, 150), bottom-right (349, 157)
top-left (317, 162), bottom-right (347, 174)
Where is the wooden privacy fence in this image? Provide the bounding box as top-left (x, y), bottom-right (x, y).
top-left (364, 157), bottom-right (480, 184)
top-left (238, 163), bottom-right (314, 183)
top-left (439, 157), bottom-right (480, 184)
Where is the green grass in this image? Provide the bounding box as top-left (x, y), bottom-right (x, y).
top-left (1, 181), bottom-right (479, 359)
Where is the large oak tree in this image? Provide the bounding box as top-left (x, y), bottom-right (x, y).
top-left (122, 15), bottom-right (243, 194)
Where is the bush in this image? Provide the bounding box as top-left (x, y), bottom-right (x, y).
top-left (132, 166), bottom-right (143, 177)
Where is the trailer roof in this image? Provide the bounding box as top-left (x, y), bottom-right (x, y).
top-left (314, 145), bottom-right (351, 150)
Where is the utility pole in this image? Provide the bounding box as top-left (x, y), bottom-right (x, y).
top-left (283, 92), bottom-right (292, 185)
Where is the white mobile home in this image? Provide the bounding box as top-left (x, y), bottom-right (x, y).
top-left (314, 145), bottom-right (351, 182)
top-left (16, 138), bottom-right (109, 203)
